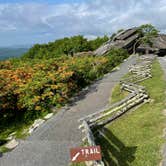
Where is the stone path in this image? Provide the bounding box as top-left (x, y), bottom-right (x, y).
top-left (158, 56), bottom-right (166, 166)
top-left (0, 55), bottom-right (138, 166)
top-left (158, 56), bottom-right (166, 78)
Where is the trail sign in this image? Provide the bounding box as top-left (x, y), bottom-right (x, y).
top-left (70, 146), bottom-right (102, 163)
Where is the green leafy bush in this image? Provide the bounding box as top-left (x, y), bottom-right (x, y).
top-left (106, 48), bottom-right (129, 67)
top-left (22, 35), bottom-right (109, 59)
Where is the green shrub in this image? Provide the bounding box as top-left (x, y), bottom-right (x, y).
top-left (106, 48), bottom-right (129, 67)
top-left (0, 48), bottom-right (128, 132)
top-left (0, 56), bottom-right (111, 122)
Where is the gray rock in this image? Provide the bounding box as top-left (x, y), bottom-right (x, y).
top-left (6, 136), bottom-right (13, 141)
top-left (94, 28), bottom-right (139, 56)
top-left (94, 27), bottom-right (166, 56)
top-left (5, 139), bottom-right (19, 150)
top-left (44, 113), bottom-right (54, 120)
top-left (137, 34), bottom-right (166, 56)
top-left (28, 119), bottom-right (45, 134)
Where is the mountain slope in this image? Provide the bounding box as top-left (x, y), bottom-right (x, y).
top-left (0, 47), bottom-right (29, 60)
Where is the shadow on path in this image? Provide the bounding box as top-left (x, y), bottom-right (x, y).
top-left (96, 128), bottom-right (137, 166)
top-left (68, 83), bottom-right (98, 107)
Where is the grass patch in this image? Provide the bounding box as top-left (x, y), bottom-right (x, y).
top-left (0, 120), bottom-right (32, 140)
top-left (0, 110), bottom-right (54, 154)
top-left (110, 84), bottom-right (129, 104)
top-left (70, 162), bottom-right (86, 166)
top-left (0, 109), bottom-right (54, 153)
top-left (96, 60), bottom-right (166, 166)
top-left (0, 146), bottom-right (9, 153)
top-left (0, 111), bottom-right (48, 141)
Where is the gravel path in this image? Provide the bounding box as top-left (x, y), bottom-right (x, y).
top-left (0, 55), bottom-right (138, 166)
top-left (158, 56), bottom-right (166, 166)
top-left (158, 56), bottom-right (166, 78)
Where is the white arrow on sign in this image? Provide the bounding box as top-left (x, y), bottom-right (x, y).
top-left (72, 152), bottom-right (80, 161)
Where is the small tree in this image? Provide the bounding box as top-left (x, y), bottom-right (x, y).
top-left (139, 24), bottom-right (159, 45)
top-left (133, 24), bottom-right (159, 54)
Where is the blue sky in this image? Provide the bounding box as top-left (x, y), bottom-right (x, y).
top-left (0, 0), bottom-right (166, 47)
top-left (0, 0), bottom-right (85, 4)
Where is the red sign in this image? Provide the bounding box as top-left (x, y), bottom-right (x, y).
top-left (70, 146), bottom-right (102, 163)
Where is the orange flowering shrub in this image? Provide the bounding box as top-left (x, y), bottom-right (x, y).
top-left (0, 55), bottom-right (114, 120)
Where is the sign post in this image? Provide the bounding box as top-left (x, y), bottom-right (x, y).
top-left (70, 146), bottom-right (102, 163)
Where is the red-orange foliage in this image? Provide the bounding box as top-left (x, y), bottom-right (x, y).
top-left (0, 56), bottom-right (111, 114)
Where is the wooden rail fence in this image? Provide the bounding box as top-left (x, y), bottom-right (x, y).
top-left (78, 54), bottom-right (157, 166)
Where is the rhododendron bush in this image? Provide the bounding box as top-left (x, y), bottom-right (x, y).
top-left (0, 48), bottom-right (128, 122)
top-left (0, 56), bottom-right (111, 119)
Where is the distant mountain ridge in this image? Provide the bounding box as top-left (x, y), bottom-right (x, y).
top-left (0, 47), bottom-right (29, 60)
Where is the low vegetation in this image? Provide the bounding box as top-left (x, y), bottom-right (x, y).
top-left (110, 84), bottom-right (129, 104)
top-left (70, 163), bottom-right (86, 166)
top-left (138, 24), bottom-right (159, 46)
top-left (0, 48), bottom-right (128, 140)
top-left (22, 35), bottom-right (109, 59)
top-left (96, 60), bottom-right (166, 166)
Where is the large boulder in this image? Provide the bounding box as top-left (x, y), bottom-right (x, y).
top-left (93, 28), bottom-right (140, 56)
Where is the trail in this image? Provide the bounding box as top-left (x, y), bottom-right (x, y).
top-left (158, 56), bottom-right (166, 78)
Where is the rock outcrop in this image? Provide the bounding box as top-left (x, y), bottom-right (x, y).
top-left (137, 34), bottom-right (166, 56)
top-left (94, 28), bottom-right (166, 56)
top-left (93, 28), bottom-right (140, 56)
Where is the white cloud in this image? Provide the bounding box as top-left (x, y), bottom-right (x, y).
top-left (0, 0), bottom-right (166, 46)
